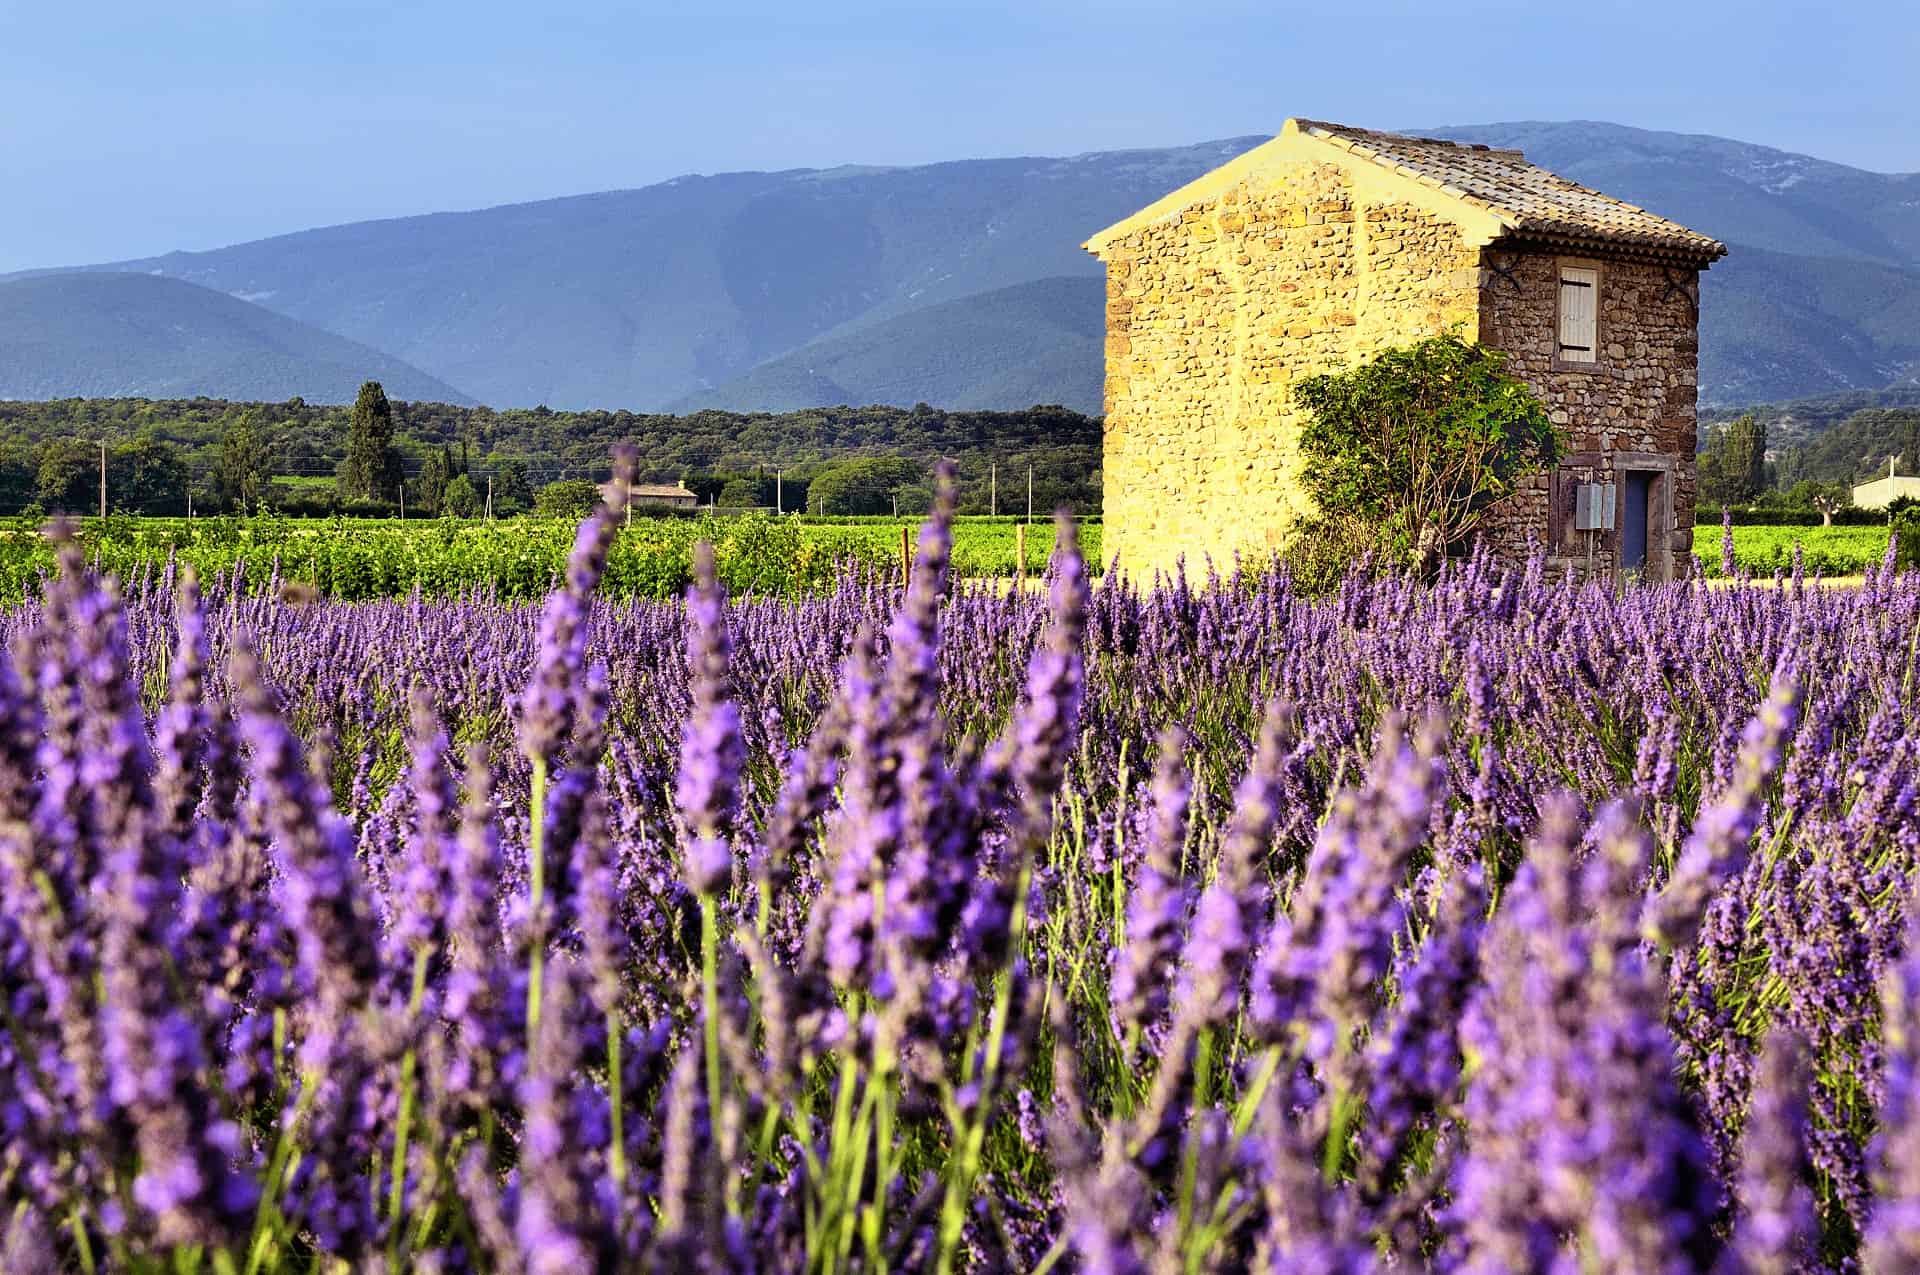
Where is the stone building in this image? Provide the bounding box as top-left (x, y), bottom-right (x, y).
top-left (598, 480), bottom-right (701, 509)
top-left (1851, 461), bottom-right (1920, 512)
top-left (1083, 118), bottom-right (1727, 581)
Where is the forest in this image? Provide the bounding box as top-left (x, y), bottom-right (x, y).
top-left (1694, 404), bottom-right (1920, 526)
top-left (0, 393), bottom-right (1103, 516)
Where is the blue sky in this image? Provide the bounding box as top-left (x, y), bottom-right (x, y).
top-left (2, 0), bottom-right (1914, 272)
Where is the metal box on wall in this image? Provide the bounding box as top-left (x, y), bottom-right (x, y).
top-left (1573, 482), bottom-right (1617, 532)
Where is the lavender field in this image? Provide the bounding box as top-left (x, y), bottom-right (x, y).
top-left (4, 459), bottom-right (1920, 1273)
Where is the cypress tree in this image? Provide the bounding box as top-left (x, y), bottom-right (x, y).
top-left (1723, 413), bottom-right (1767, 503)
top-left (338, 381), bottom-right (402, 502)
top-left (216, 411), bottom-right (274, 512)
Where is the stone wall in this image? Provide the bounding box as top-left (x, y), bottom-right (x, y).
top-left (1475, 249), bottom-right (1703, 580)
top-left (1099, 162), bottom-right (1480, 579)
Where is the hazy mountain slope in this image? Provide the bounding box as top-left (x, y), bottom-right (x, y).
top-left (0, 273), bottom-right (472, 404)
top-left (15, 122), bottom-right (1920, 414)
top-left (683, 276), bottom-right (1105, 414)
top-left (1697, 248), bottom-right (1920, 404)
top-left (46, 143), bottom-right (1256, 411)
top-left (1702, 386), bottom-right (1920, 442)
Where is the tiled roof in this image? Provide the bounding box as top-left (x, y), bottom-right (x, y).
top-left (1292, 119), bottom-right (1726, 262)
top-left (631, 484), bottom-right (696, 498)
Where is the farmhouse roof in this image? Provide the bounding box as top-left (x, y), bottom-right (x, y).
top-left (632, 483), bottom-right (697, 498)
top-left (1085, 118), bottom-right (1727, 266)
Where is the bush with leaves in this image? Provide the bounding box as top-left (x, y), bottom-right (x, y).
top-left (443, 473), bottom-right (481, 518)
top-left (1293, 334), bottom-right (1560, 571)
top-left (1277, 515), bottom-right (1381, 596)
top-left (533, 479), bottom-right (604, 520)
top-left (806, 455), bottom-right (923, 515)
top-left (1895, 508), bottom-right (1920, 571)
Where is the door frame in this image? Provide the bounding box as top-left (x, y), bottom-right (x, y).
top-left (1610, 452), bottom-right (1675, 581)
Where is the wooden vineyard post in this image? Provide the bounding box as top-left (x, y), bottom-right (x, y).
top-left (1015, 522), bottom-right (1026, 593)
top-left (901, 524), bottom-right (912, 586)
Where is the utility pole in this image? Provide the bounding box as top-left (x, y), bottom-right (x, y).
top-left (991, 463), bottom-right (997, 517)
top-left (892, 491), bottom-right (898, 518)
top-left (1026, 465), bottom-right (1033, 525)
top-left (776, 469), bottom-right (782, 514)
top-left (98, 441), bottom-right (107, 519)
top-left (486, 475), bottom-right (494, 520)
top-left (398, 481), bottom-right (405, 521)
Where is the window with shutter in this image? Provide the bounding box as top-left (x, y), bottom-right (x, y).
top-left (1558, 266), bottom-right (1598, 362)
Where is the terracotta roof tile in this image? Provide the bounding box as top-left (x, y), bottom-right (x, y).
top-left (1293, 119), bottom-right (1726, 262)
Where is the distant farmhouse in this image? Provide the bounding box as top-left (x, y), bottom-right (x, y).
top-left (1852, 459), bottom-right (1920, 511)
top-left (635, 482), bottom-right (700, 509)
top-left (601, 481), bottom-right (700, 509)
top-left (1084, 118), bottom-right (1727, 581)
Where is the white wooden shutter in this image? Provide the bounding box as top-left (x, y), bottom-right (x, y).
top-left (1558, 267), bottom-right (1598, 362)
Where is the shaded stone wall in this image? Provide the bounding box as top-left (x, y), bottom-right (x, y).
top-left (1476, 250), bottom-right (1703, 580)
top-left (1099, 162), bottom-right (1480, 579)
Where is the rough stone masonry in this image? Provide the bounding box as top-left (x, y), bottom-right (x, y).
top-left (1084, 118), bottom-right (1725, 583)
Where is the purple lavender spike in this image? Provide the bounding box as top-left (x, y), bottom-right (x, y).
top-left (1866, 897), bottom-right (1920, 1272)
top-left (1645, 670), bottom-right (1800, 951)
top-left (676, 540), bottom-right (744, 898)
top-left (1724, 1026), bottom-right (1820, 1275)
top-left (1110, 728), bottom-right (1192, 1040)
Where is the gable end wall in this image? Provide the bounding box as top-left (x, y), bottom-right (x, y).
top-left (1099, 160), bottom-right (1482, 579)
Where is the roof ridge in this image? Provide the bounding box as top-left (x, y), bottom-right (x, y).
top-left (1288, 117), bottom-right (1725, 261)
top-left (1294, 118), bottom-right (1526, 159)
top-left (1085, 117), bottom-right (1727, 263)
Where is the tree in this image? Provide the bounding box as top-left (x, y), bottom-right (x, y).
top-left (1897, 507), bottom-right (1920, 571)
top-left (533, 479), bottom-right (603, 520)
top-left (1696, 424), bottom-right (1729, 505)
top-left (443, 473), bottom-right (481, 518)
top-left (806, 456), bottom-right (923, 515)
top-left (1787, 480), bottom-right (1849, 527)
top-left (216, 412), bottom-right (275, 512)
top-left (1292, 335), bottom-right (1560, 569)
top-left (1720, 413), bottom-right (1768, 504)
top-left (417, 450), bottom-right (450, 515)
top-left (495, 460), bottom-right (533, 515)
top-left (36, 439), bottom-right (96, 513)
top-left (337, 381), bottom-right (402, 502)
top-left (0, 445), bottom-right (37, 515)
top-left (1773, 444), bottom-right (1805, 492)
top-left (112, 436), bottom-right (189, 514)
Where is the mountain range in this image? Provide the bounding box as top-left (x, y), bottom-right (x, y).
top-left (7, 121), bottom-right (1920, 413)
top-left (0, 272), bottom-right (470, 405)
